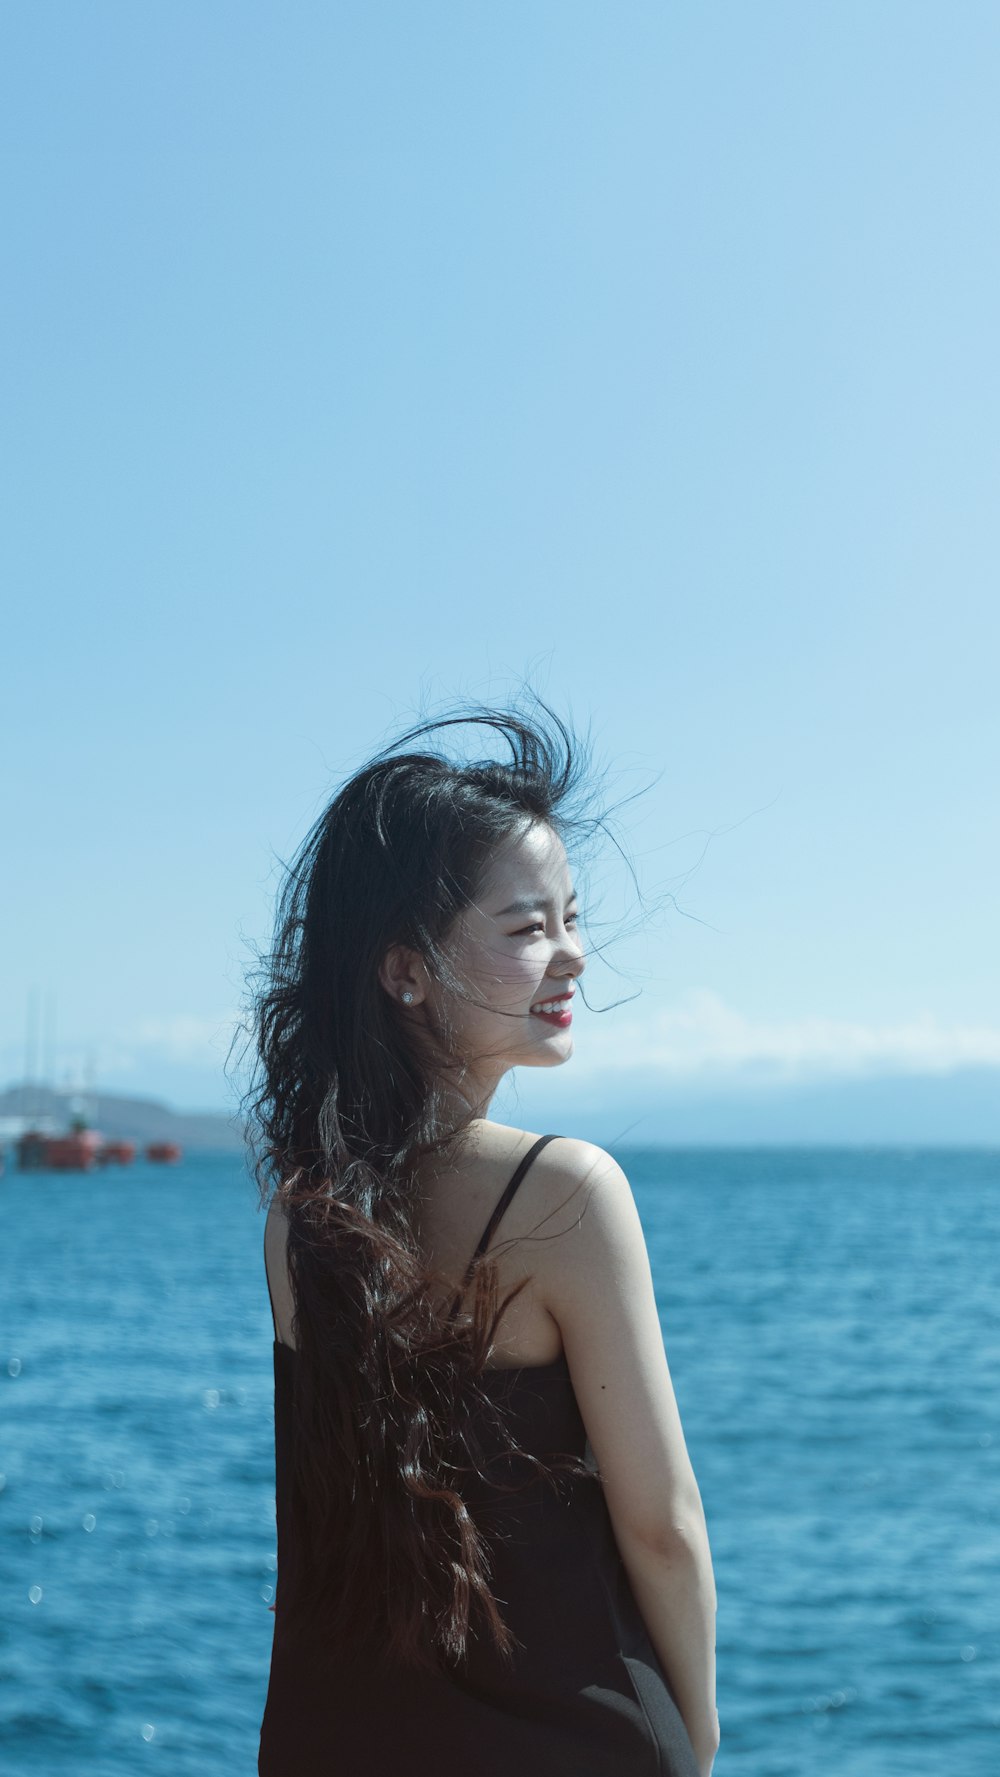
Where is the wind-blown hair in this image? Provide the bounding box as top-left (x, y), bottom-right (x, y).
top-left (242, 697), bottom-right (608, 1676)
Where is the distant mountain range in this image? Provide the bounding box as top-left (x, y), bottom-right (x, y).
top-left (0, 1083), bottom-right (246, 1153)
top-left (2, 1066), bottom-right (998, 1153)
top-left (499, 1063), bottom-right (1000, 1147)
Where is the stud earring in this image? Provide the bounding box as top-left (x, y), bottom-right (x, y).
top-left (401, 991), bottom-right (414, 1004)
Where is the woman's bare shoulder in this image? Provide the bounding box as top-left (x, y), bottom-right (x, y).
top-left (471, 1120), bottom-right (613, 1170)
top-left (447, 1125), bottom-right (623, 1262)
top-left (412, 1121), bottom-right (595, 1289)
top-left (480, 1126), bottom-right (621, 1197)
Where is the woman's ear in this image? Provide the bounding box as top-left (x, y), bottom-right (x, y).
top-left (378, 943), bottom-right (425, 1007)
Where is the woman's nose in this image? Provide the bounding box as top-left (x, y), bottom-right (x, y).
top-left (561, 936), bottom-right (585, 975)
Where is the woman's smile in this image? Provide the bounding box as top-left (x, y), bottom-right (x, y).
top-left (528, 990), bottom-right (575, 1027)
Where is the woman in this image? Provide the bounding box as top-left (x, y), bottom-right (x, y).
top-left (249, 701), bottom-right (719, 1776)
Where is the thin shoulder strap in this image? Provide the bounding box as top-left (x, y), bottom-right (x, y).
top-left (462, 1133), bottom-right (561, 1286)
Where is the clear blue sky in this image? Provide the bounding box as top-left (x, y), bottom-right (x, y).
top-left (2, 3), bottom-right (997, 1120)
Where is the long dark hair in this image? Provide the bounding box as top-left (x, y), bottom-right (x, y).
top-left (242, 696), bottom-right (615, 1675)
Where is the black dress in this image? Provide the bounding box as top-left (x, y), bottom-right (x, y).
top-left (259, 1134), bottom-right (700, 1776)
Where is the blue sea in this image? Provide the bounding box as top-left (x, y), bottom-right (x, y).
top-left (1, 1146), bottom-right (998, 1776)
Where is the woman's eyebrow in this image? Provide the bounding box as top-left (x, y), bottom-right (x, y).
top-left (494, 893), bottom-right (579, 917)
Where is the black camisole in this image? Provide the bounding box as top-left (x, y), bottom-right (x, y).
top-left (258, 1134), bottom-right (699, 1776)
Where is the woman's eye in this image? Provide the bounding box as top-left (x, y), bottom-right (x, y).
top-left (515, 913), bottom-right (579, 936)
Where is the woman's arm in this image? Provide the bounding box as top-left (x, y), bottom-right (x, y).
top-left (615, 1513), bottom-right (719, 1775)
top-left (534, 1140), bottom-right (719, 1772)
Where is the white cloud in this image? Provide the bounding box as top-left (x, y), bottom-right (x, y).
top-left (132, 1012), bottom-right (243, 1063)
top-left (575, 988), bottom-right (1000, 1083)
top-left (50, 994), bottom-right (1000, 1098)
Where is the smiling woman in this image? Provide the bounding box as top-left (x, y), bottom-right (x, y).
top-left (378, 817), bottom-right (585, 1102)
top-left (243, 694), bottom-right (718, 1777)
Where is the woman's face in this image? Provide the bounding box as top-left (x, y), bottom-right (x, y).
top-left (423, 820), bottom-right (586, 1097)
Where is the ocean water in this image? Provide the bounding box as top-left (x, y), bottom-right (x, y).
top-left (1, 1145), bottom-right (997, 1776)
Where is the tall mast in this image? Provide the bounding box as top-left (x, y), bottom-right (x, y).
top-left (24, 985), bottom-right (39, 1124)
top-left (43, 990), bottom-right (56, 1122)
top-left (85, 1047), bottom-right (98, 1130)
